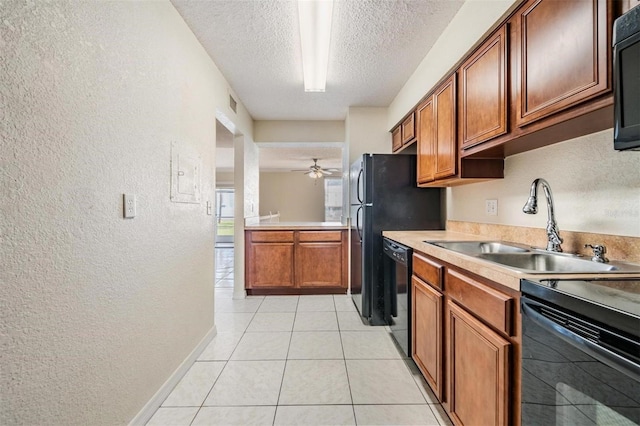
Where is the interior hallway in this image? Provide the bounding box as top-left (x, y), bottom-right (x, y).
top-left (144, 248), bottom-right (452, 425)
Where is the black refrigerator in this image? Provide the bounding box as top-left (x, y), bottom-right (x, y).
top-left (350, 154), bottom-right (444, 325)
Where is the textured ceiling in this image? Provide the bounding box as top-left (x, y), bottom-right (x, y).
top-left (171, 0), bottom-right (464, 121)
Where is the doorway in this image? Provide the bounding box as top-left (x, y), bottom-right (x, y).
top-left (215, 188), bottom-right (235, 247)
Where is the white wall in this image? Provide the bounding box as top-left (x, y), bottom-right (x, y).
top-left (449, 130), bottom-right (640, 237)
top-left (0, 2), bottom-right (253, 424)
top-left (254, 120), bottom-right (345, 143)
top-left (259, 172), bottom-right (326, 222)
top-left (346, 107), bottom-right (391, 164)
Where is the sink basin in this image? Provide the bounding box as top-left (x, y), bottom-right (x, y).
top-left (426, 240), bottom-right (640, 274)
top-left (476, 252), bottom-right (619, 273)
top-left (426, 240), bottom-right (531, 255)
top-left (476, 253), bottom-right (640, 274)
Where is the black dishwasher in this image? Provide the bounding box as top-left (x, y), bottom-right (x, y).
top-left (521, 278), bottom-right (640, 425)
top-left (383, 238), bottom-right (412, 357)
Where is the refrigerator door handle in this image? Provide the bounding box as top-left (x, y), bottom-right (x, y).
top-left (356, 205), bottom-right (363, 242)
top-left (356, 168), bottom-right (363, 204)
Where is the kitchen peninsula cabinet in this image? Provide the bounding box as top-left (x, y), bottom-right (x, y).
top-left (246, 231), bottom-right (295, 288)
top-left (245, 226), bottom-right (347, 295)
top-left (296, 231), bottom-right (345, 288)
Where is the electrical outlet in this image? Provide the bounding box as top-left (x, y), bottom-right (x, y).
top-left (123, 194), bottom-right (136, 218)
top-left (486, 199), bottom-right (498, 216)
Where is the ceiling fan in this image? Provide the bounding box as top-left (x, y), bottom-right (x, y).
top-left (292, 158), bottom-right (339, 179)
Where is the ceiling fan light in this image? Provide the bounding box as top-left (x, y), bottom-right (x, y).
top-left (298, 0), bottom-right (333, 92)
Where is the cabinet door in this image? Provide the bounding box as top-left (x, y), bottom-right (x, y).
top-left (402, 112), bottom-right (416, 144)
top-left (514, 0), bottom-right (609, 126)
top-left (392, 126), bottom-right (402, 152)
top-left (447, 300), bottom-right (510, 426)
top-left (459, 25), bottom-right (508, 149)
top-left (296, 242), bottom-right (344, 287)
top-left (412, 276), bottom-right (443, 401)
top-left (434, 76), bottom-right (457, 180)
top-left (417, 97), bottom-right (436, 184)
top-left (247, 243), bottom-right (295, 288)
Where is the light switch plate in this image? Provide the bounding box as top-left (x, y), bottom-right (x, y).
top-left (486, 199), bottom-right (498, 216)
top-left (123, 194), bottom-right (136, 218)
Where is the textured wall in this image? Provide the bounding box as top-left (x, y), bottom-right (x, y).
top-left (259, 172), bottom-right (326, 222)
top-left (254, 120), bottom-right (346, 143)
top-left (448, 130), bottom-right (640, 237)
top-left (0, 2), bottom-right (251, 424)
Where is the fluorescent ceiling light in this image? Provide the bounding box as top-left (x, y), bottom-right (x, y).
top-left (298, 0), bottom-right (334, 92)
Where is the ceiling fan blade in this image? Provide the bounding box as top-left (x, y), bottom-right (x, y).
top-left (321, 170), bottom-right (333, 175)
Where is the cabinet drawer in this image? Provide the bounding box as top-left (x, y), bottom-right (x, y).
top-left (413, 253), bottom-right (443, 290)
top-left (251, 231), bottom-right (294, 243)
top-left (446, 269), bottom-right (513, 335)
top-left (298, 231), bottom-right (342, 242)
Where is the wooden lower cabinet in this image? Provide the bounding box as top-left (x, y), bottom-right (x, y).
top-left (296, 241), bottom-right (344, 287)
top-left (409, 252), bottom-right (521, 425)
top-left (447, 300), bottom-right (511, 426)
top-left (247, 242), bottom-right (295, 287)
top-left (412, 276), bottom-right (443, 400)
top-left (245, 229), bottom-right (347, 294)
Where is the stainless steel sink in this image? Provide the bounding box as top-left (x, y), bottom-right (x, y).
top-left (425, 240), bottom-right (531, 255)
top-left (425, 240), bottom-right (640, 274)
top-left (476, 252), bottom-right (620, 273)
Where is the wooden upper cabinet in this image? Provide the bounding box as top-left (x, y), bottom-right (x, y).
top-left (514, 0), bottom-right (610, 127)
top-left (448, 300), bottom-right (510, 426)
top-left (417, 97), bottom-right (436, 184)
top-left (392, 126), bottom-right (402, 152)
top-left (459, 25), bottom-right (508, 149)
top-left (417, 74), bottom-right (457, 184)
top-left (402, 112), bottom-right (416, 144)
top-left (434, 75), bottom-right (457, 180)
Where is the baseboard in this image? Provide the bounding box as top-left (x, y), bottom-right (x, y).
top-left (129, 325), bottom-right (217, 426)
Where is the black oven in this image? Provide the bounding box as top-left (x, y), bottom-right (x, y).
top-left (383, 237), bottom-right (412, 357)
top-left (521, 278), bottom-right (640, 425)
top-left (613, 5), bottom-right (640, 151)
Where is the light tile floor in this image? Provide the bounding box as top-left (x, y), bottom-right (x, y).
top-left (146, 249), bottom-right (453, 426)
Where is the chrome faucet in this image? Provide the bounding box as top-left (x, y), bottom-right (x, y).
top-left (523, 178), bottom-right (563, 252)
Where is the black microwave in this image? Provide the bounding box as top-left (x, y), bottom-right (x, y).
top-left (613, 6), bottom-right (640, 151)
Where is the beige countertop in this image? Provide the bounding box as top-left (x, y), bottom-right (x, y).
top-left (245, 222), bottom-right (348, 230)
top-left (383, 230), bottom-right (640, 292)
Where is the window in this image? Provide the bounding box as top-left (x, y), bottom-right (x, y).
top-left (324, 178), bottom-right (342, 222)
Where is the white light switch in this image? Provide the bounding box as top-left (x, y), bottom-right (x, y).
top-left (206, 201), bottom-right (213, 216)
top-left (486, 199), bottom-right (498, 216)
top-left (123, 194), bottom-right (136, 218)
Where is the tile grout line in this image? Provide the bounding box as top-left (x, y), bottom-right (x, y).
top-left (186, 290), bottom-right (266, 425)
top-left (272, 294), bottom-right (299, 425)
